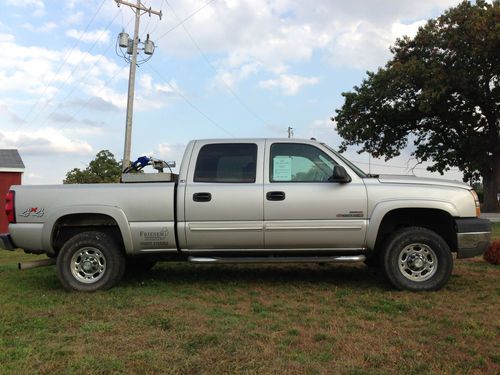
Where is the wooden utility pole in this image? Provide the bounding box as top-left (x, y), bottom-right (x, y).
top-left (115, 0), bottom-right (162, 169)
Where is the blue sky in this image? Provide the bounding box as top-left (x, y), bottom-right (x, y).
top-left (0, 0), bottom-right (465, 184)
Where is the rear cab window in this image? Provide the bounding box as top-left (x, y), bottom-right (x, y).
top-left (194, 143), bottom-right (257, 183)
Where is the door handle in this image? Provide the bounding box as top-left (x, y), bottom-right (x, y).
top-left (266, 191), bottom-right (285, 201)
top-left (193, 192), bottom-right (212, 202)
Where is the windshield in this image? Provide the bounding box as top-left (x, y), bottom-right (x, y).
top-left (321, 143), bottom-right (368, 178)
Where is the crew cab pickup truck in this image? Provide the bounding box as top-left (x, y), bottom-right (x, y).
top-left (0, 138), bottom-right (491, 292)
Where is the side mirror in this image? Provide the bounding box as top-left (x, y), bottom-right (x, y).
top-left (329, 165), bottom-right (351, 183)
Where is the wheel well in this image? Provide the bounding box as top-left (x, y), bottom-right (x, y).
top-left (52, 213), bottom-right (125, 255)
top-left (374, 208), bottom-right (457, 254)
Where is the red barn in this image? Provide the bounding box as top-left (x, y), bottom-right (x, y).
top-left (0, 150), bottom-right (25, 233)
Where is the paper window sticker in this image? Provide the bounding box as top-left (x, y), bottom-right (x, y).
top-left (273, 156), bottom-right (292, 181)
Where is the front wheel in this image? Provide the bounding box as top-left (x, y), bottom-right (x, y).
top-left (382, 227), bottom-right (453, 291)
top-left (57, 231), bottom-right (125, 292)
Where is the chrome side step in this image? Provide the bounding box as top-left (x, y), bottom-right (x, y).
top-left (188, 255), bottom-right (366, 264)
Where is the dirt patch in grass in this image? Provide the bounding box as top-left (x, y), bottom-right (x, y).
top-left (0, 251), bottom-right (499, 374)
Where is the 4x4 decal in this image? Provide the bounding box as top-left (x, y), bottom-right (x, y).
top-left (20, 207), bottom-right (45, 218)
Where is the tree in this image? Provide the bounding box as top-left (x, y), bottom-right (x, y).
top-left (63, 150), bottom-right (122, 184)
top-left (334, 0), bottom-right (500, 212)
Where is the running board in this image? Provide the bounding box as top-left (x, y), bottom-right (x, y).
top-left (188, 255), bottom-right (366, 264)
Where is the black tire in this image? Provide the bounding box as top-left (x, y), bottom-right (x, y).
top-left (126, 257), bottom-right (157, 273)
top-left (382, 227), bottom-right (453, 291)
top-left (56, 231), bottom-right (126, 292)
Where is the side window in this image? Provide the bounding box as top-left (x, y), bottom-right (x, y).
top-left (270, 143), bottom-right (337, 182)
top-left (194, 143), bottom-right (257, 183)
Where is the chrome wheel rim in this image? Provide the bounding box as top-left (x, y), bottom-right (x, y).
top-left (398, 243), bottom-right (437, 282)
top-left (70, 247), bottom-right (107, 284)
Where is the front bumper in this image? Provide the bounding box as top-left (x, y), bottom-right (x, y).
top-left (455, 218), bottom-right (491, 259)
top-left (0, 233), bottom-right (15, 251)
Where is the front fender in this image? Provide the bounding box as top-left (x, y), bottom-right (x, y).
top-left (42, 205), bottom-right (133, 255)
top-left (366, 199), bottom-right (459, 250)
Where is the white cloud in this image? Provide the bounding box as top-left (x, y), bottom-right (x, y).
top-left (40, 21), bottom-right (57, 32)
top-left (6, 0), bottom-right (46, 17)
top-left (64, 0), bottom-right (76, 9)
top-left (83, 83), bottom-right (127, 110)
top-left (156, 142), bottom-right (187, 171)
top-left (259, 74), bottom-right (319, 96)
top-left (27, 172), bottom-right (42, 179)
top-left (66, 29), bottom-right (111, 44)
top-left (0, 128), bottom-right (93, 156)
top-left (6, 0), bottom-right (44, 7)
top-left (392, 20), bottom-right (427, 39)
top-left (134, 73), bottom-right (182, 109)
top-left (328, 21), bottom-right (391, 69)
top-left (81, 72), bottom-right (182, 112)
top-left (0, 35), bottom-right (62, 98)
top-left (0, 33), bottom-right (133, 158)
top-left (151, 0), bottom-right (461, 81)
top-left (65, 11), bottom-right (85, 25)
top-left (0, 33), bottom-right (14, 42)
top-left (0, 101), bottom-right (26, 125)
top-left (22, 21), bottom-right (57, 32)
top-left (213, 62), bottom-right (262, 90)
top-left (139, 74), bottom-right (154, 91)
top-left (71, 126), bottom-right (105, 136)
top-left (0, 33), bottom-right (125, 115)
top-left (156, 80), bottom-right (182, 96)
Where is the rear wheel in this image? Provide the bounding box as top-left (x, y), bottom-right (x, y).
top-left (382, 227), bottom-right (453, 291)
top-left (57, 231), bottom-right (125, 292)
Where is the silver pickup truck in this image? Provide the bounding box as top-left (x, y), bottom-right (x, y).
top-left (0, 138), bottom-right (491, 292)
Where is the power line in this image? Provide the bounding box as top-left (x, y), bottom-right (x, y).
top-left (164, 0), bottom-right (269, 128)
top-left (16, 10), bottom-right (125, 148)
top-left (147, 64), bottom-right (234, 136)
top-left (140, 0), bottom-right (153, 39)
top-left (25, 9), bottom-right (122, 131)
top-left (15, 51), bottom-right (128, 152)
top-left (57, 66), bottom-right (128, 129)
top-left (23, 0), bottom-right (108, 124)
top-left (147, 0), bottom-right (165, 36)
top-left (155, 0), bottom-right (218, 41)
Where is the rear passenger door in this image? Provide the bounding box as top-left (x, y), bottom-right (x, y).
top-left (183, 141), bottom-right (264, 250)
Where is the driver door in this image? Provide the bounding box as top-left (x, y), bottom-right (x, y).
top-left (263, 141), bottom-right (368, 250)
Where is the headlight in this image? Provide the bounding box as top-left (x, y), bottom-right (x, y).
top-left (470, 190), bottom-right (480, 217)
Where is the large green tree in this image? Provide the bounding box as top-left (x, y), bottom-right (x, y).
top-left (334, 0), bottom-right (499, 212)
top-left (63, 150), bottom-right (122, 184)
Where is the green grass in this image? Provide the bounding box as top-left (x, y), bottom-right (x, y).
top-left (0, 249), bottom-right (499, 374)
top-left (492, 222), bottom-right (500, 241)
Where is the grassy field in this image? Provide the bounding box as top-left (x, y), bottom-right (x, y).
top-left (0, 226), bottom-right (499, 375)
top-left (492, 222), bottom-right (500, 240)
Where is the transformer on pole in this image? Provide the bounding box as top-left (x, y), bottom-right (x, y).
top-left (115, 0), bottom-right (162, 170)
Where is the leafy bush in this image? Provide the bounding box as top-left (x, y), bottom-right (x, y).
top-left (484, 241), bottom-right (500, 265)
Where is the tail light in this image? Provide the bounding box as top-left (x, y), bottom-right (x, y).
top-left (5, 190), bottom-right (15, 224)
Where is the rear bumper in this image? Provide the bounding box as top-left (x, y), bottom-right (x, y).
top-left (0, 233), bottom-right (15, 251)
top-left (455, 218), bottom-right (491, 259)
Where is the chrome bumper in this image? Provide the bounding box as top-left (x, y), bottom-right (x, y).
top-left (455, 218), bottom-right (491, 259)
